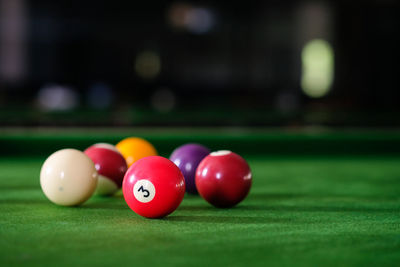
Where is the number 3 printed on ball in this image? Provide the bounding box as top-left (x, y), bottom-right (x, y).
top-left (133, 180), bottom-right (156, 203)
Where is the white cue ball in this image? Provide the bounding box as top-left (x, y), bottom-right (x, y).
top-left (40, 148), bottom-right (98, 206)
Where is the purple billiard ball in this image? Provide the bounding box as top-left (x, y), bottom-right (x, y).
top-left (170, 143), bottom-right (210, 194)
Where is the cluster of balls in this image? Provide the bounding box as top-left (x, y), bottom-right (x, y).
top-left (40, 138), bottom-right (252, 219)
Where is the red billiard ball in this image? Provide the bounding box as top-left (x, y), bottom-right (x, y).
top-left (195, 150), bottom-right (252, 208)
top-left (84, 143), bottom-right (128, 196)
top-left (122, 156), bottom-right (185, 218)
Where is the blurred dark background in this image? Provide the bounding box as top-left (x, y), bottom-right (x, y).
top-left (0, 0), bottom-right (399, 127)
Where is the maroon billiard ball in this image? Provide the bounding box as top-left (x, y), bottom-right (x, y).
top-left (84, 143), bottom-right (128, 196)
top-left (122, 156), bottom-right (185, 218)
top-left (195, 150), bottom-right (252, 208)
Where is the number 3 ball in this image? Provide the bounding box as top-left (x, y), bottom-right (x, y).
top-left (40, 149), bottom-right (98, 206)
top-left (84, 143), bottom-right (128, 196)
top-left (195, 150), bottom-right (252, 208)
top-left (122, 156), bottom-right (185, 218)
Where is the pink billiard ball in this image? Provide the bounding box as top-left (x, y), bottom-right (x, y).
top-left (122, 156), bottom-right (185, 218)
top-left (195, 150), bottom-right (252, 208)
top-left (84, 143), bottom-right (128, 196)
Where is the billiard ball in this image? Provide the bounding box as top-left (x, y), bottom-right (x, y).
top-left (84, 143), bottom-right (127, 196)
top-left (40, 149), bottom-right (98, 206)
top-left (122, 156), bottom-right (185, 218)
top-left (116, 137), bottom-right (157, 167)
top-left (169, 143), bottom-right (210, 194)
top-left (195, 150), bottom-right (252, 208)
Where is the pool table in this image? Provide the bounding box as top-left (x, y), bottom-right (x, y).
top-left (1, 128), bottom-right (400, 266)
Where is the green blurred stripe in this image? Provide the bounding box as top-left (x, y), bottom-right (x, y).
top-left (1, 127), bottom-right (400, 157)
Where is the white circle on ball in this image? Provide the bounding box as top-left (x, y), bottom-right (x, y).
top-left (210, 150), bottom-right (231, 156)
top-left (133, 180), bottom-right (156, 203)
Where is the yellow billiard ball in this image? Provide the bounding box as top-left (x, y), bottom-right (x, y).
top-left (40, 149), bottom-right (98, 206)
top-left (116, 137), bottom-right (158, 167)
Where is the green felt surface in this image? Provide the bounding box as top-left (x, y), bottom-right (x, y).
top-left (1, 155), bottom-right (400, 267)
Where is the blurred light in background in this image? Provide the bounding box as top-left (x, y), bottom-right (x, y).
top-left (168, 3), bottom-right (191, 30)
top-left (37, 84), bottom-right (79, 111)
top-left (134, 51), bottom-right (161, 80)
top-left (301, 39), bottom-right (334, 98)
top-left (87, 82), bottom-right (113, 109)
top-left (151, 87), bottom-right (176, 113)
top-left (0, 1), bottom-right (398, 127)
top-left (185, 7), bottom-right (215, 34)
top-left (0, 0), bottom-right (27, 83)
top-left (168, 2), bottom-right (215, 34)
